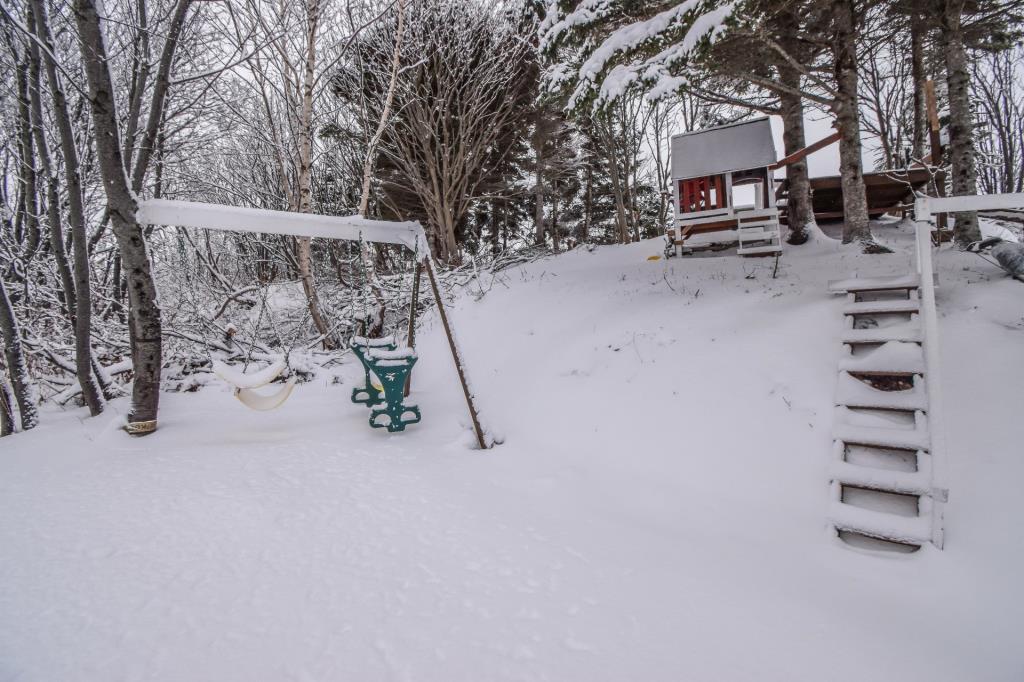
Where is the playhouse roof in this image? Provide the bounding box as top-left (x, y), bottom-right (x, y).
top-left (671, 117), bottom-right (777, 180)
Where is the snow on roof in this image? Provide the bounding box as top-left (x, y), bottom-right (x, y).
top-left (670, 117), bottom-right (777, 180)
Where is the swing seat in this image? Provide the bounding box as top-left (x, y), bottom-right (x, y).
top-left (350, 336), bottom-right (396, 407)
top-left (212, 359), bottom-right (296, 411)
top-left (233, 380), bottom-right (297, 411)
top-left (354, 346), bottom-right (421, 433)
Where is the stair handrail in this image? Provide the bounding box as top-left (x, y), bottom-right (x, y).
top-left (914, 220), bottom-right (947, 549)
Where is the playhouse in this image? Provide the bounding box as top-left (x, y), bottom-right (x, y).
top-left (667, 117), bottom-right (783, 257)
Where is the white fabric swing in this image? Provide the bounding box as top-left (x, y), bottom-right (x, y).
top-left (212, 359), bottom-right (296, 411)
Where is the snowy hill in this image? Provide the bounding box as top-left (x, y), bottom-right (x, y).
top-left (1, 221), bottom-right (1022, 681)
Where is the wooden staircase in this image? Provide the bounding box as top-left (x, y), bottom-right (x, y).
top-left (826, 225), bottom-right (948, 552)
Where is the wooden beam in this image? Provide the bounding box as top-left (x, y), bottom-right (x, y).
top-left (403, 261), bottom-right (422, 398)
top-left (424, 257), bottom-right (490, 450)
top-left (771, 131), bottom-right (840, 170)
top-left (924, 79), bottom-right (947, 232)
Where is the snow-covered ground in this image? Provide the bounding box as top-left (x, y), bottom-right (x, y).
top-left (2, 220), bottom-right (1022, 681)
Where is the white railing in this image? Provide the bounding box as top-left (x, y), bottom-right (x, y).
top-left (914, 221), bottom-right (948, 549)
top-left (911, 191), bottom-right (1024, 548)
top-left (915, 192), bottom-right (1024, 221)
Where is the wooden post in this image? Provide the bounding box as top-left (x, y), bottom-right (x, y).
top-left (925, 80), bottom-right (947, 235)
top-left (423, 257), bottom-right (489, 450)
top-left (404, 261), bottom-right (422, 397)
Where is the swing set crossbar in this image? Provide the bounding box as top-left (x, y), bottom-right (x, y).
top-left (138, 198), bottom-right (429, 255)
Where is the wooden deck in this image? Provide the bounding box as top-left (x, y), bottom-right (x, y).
top-left (778, 167), bottom-right (944, 223)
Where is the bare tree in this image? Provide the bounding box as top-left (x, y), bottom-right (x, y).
top-left (351, 0), bottom-right (532, 262)
top-left (30, 0), bottom-right (104, 415)
top-left (73, 0), bottom-right (193, 433)
top-left (972, 46), bottom-right (1024, 195)
top-left (0, 274), bottom-right (37, 432)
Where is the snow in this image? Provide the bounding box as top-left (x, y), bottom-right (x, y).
top-left (828, 272), bottom-right (921, 293)
top-left (830, 457), bottom-right (931, 496)
top-left (829, 499), bottom-right (933, 546)
top-left (841, 322), bottom-right (923, 344)
top-left (839, 340), bottom-right (925, 374)
top-left (137, 199), bottom-right (428, 253)
top-left (1, 219), bottom-right (1023, 680)
top-left (352, 335), bottom-right (398, 348)
top-left (544, 1), bottom-right (736, 109)
top-left (367, 347), bottom-right (417, 361)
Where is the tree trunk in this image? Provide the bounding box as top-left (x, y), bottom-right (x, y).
top-left (581, 160), bottom-right (592, 244)
top-left (356, 0), bottom-right (404, 339)
top-left (832, 0), bottom-right (872, 243)
top-left (910, 11), bottom-right (928, 160)
top-left (32, 0), bottom-right (104, 416)
top-left (776, 43), bottom-right (813, 244)
top-left (938, 0), bottom-right (981, 245)
top-left (608, 155), bottom-right (629, 244)
top-left (780, 91), bottom-right (813, 243)
top-left (295, 0), bottom-right (333, 345)
top-left (534, 123), bottom-right (546, 245)
top-left (26, 14), bottom-right (78, 322)
top-left (130, 0), bottom-right (191, 193)
top-left (602, 118), bottom-right (630, 244)
top-left (0, 275), bottom-right (38, 431)
top-left (74, 0), bottom-right (163, 433)
top-left (551, 189), bottom-right (561, 253)
top-left (14, 58), bottom-right (41, 259)
top-left (0, 376), bottom-right (14, 437)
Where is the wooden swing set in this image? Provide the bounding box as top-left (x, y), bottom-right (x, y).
top-left (137, 198), bottom-right (492, 449)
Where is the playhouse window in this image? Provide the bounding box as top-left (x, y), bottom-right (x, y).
top-left (678, 175), bottom-right (725, 213)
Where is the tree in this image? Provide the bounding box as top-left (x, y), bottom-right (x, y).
top-left (972, 45), bottom-right (1024, 195)
top-left (73, 0), bottom-right (193, 433)
top-left (337, 0), bottom-right (532, 262)
top-left (541, 1), bottom-right (831, 243)
top-left (932, 0), bottom-right (1023, 245)
top-left (0, 274), bottom-right (38, 432)
top-left (29, 0), bottom-right (104, 415)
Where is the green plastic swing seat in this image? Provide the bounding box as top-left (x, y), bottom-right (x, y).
top-left (350, 335), bottom-right (396, 407)
top-left (350, 336), bottom-right (422, 433)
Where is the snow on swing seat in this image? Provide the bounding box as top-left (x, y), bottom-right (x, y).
top-left (212, 359), bottom-right (296, 411)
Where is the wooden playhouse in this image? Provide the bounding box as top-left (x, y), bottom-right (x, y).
top-left (667, 117), bottom-right (783, 257)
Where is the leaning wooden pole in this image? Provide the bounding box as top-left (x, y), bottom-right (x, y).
top-left (404, 261), bottom-right (422, 398)
top-left (423, 257), bottom-right (489, 450)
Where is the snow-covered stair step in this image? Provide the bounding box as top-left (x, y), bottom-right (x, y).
top-left (736, 229), bottom-right (780, 242)
top-left (828, 273), bottom-right (920, 294)
top-left (737, 244), bottom-right (782, 256)
top-left (843, 299), bottom-right (920, 316)
top-left (829, 459), bottom-right (932, 496)
top-left (829, 500), bottom-right (932, 546)
top-left (834, 422), bottom-right (930, 451)
top-left (839, 341), bottom-right (925, 376)
top-left (835, 372), bottom-right (928, 411)
top-left (841, 325), bottom-right (922, 344)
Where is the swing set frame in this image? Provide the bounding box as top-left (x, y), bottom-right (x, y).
top-left (138, 198), bottom-right (491, 449)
